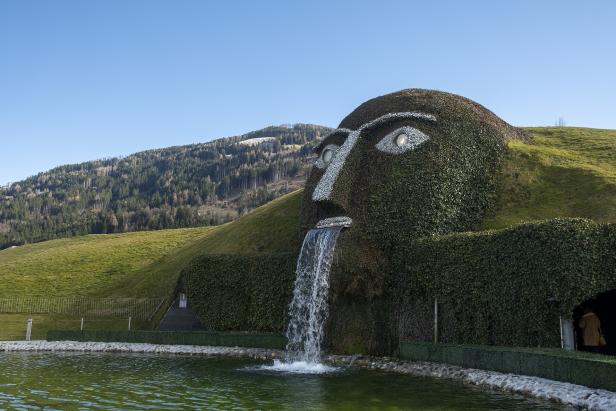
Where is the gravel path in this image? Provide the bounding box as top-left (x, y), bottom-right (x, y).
top-left (2, 341), bottom-right (616, 410)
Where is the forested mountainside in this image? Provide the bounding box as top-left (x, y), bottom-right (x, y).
top-left (0, 124), bottom-right (331, 249)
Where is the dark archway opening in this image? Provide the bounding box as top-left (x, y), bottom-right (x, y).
top-left (573, 290), bottom-right (616, 355)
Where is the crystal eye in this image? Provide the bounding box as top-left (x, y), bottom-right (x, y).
top-left (315, 144), bottom-right (339, 168)
top-left (375, 126), bottom-right (430, 155)
top-left (322, 148), bottom-right (334, 164)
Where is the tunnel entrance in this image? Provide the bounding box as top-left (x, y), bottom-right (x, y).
top-left (573, 290), bottom-right (616, 355)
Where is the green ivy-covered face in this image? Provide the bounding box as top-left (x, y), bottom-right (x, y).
top-left (301, 89), bottom-right (523, 248)
top-left (301, 89), bottom-right (526, 354)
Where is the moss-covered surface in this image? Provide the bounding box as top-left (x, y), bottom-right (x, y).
top-left (302, 89), bottom-right (526, 245)
top-left (396, 218), bottom-right (616, 347)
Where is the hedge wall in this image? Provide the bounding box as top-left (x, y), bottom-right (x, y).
top-left (178, 220), bottom-right (616, 353)
top-left (400, 342), bottom-right (616, 392)
top-left (396, 218), bottom-right (616, 347)
top-left (47, 329), bottom-right (286, 349)
top-left (183, 253), bottom-right (296, 333)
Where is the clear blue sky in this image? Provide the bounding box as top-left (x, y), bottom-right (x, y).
top-left (1, 1), bottom-right (615, 185)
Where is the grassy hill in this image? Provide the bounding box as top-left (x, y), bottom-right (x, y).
top-left (5, 127), bottom-right (614, 295)
top-left (104, 189), bottom-right (302, 299)
top-left (0, 190), bottom-right (302, 298)
top-left (482, 127), bottom-right (616, 229)
top-left (0, 227), bottom-right (211, 298)
top-left (0, 191), bottom-right (302, 339)
top-left (2, 126), bottom-right (616, 339)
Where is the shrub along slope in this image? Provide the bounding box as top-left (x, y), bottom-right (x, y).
top-left (397, 218), bottom-right (616, 347)
top-left (396, 127), bottom-right (616, 349)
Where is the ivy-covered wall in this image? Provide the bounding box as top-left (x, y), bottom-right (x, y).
top-left (183, 253), bottom-right (296, 332)
top-left (396, 218), bottom-right (616, 348)
top-left (181, 218), bottom-right (616, 352)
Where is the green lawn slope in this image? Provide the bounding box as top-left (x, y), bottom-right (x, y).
top-left (481, 127), bottom-right (616, 229)
top-left (0, 227), bottom-right (212, 298)
top-left (187, 188), bottom-right (302, 256)
top-left (105, 189), bottom-right (302, 299)
top-left (0, 190), bottom-right (302, 299)
top-left (0, 191), bottom-right (302, 339)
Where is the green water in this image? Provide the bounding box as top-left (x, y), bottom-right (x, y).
top-left (0, 352), bottom-right (568, 410)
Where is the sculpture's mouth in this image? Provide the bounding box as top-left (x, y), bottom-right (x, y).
top-left (316, 216), bottom-right (352, 229)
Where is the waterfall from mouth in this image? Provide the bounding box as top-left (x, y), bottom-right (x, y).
top-left (284, 227), bottom-right (341, 364)
top-left (255, 227), bottom-right (341, 373)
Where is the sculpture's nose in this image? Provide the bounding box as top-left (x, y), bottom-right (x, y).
top-left (312, 173), bottom-right (353, 213)
top-left (311, 131), bottom-right (360, 212)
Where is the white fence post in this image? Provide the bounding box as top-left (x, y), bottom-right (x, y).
top-left (128, 316), bottom-right (132, 331)
top-left (26, 318), bottom-right (32, 341)
top-left (560, 316), bottom-right (576, 351)
top-left (80, 317), bottom-right (84, 331)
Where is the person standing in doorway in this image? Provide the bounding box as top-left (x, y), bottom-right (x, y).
top-left (579, 308), bottom-right (607, 353)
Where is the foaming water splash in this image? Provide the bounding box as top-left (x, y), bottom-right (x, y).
top-left (253, 359), bottom-right (338, 374)
top-left (258, 227), bottom-right (341, 374)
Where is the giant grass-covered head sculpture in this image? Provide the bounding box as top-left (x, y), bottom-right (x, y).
top-left (301, 89), bottom-right (525, 354)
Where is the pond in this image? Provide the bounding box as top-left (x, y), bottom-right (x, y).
top-left (0, 352), bottom-right (568, 410)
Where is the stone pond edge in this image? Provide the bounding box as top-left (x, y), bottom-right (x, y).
top-left (1, 340), bottom-right (615, 411)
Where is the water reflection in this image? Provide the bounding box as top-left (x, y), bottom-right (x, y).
top-left (0, 352), bottom-right (569, 410)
